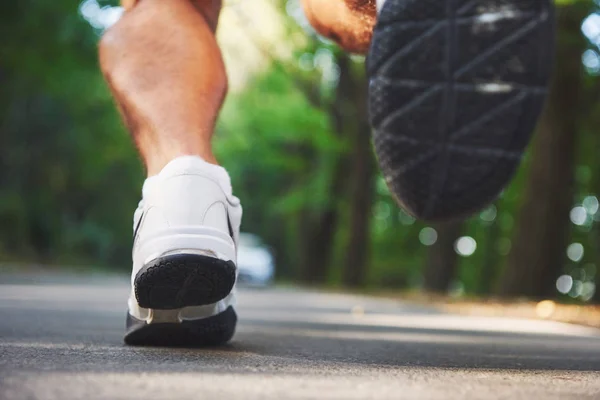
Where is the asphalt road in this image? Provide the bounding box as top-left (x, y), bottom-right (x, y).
top-left (1, 273), bottom-right (600, 400)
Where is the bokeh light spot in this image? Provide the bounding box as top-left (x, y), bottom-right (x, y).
top-left (582, 14), bottom-right (600, 44)
top-left (79, 0), bottom-right (123, 30)
top-left (398, 211), bottom-right (415, 226)
top-left (583, 195), bottom-right (599, 215)
top-left (569, 280), bottom-right (583, 298)
top-left (583, 49), bottom-right (600, 74)
top-left (419, 227), bottom-right (438, 246)
top-left (374, 202), bottom-right (391, 221)
top-left (556, 275), bottom-right (573, 294)
top-left (566, 243), bottom-right (584, 262)
top-left (570, 206), bottom-right (588, 226)
top-left (480, 205), bottom-right (497, 223)
top-left (455, 236), bottom-right (477, 257)
top-left (581, 282), bottom-right (596, 302)
top-left (536, 300), bottom-right (556, 319)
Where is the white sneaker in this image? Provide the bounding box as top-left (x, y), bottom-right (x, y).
top-left (124, 156), bottom-right (242, 346)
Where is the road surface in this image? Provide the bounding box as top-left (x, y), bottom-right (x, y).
top-left (1, 273), bottom-right (600, 399)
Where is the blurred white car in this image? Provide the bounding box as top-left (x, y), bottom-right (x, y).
top-left (236, 233), bottom-right (275, 286)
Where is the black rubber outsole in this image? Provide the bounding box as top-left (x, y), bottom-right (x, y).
top-left (368, 0), bottom-right (554, 221)
top-left (124, 306), bottom-right (237, 346)
top-left (134, 253), bottom-right (236, 310)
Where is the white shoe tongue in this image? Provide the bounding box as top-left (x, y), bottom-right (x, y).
top-left (376, 0), bottom-right (386, 13)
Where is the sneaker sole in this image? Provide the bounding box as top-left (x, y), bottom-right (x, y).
top-left (368, 0), bottom-right (554, 220)
top-left (134, 253), bottom-right (236, 310)
top-left (124, 306), bottom-right (237, 346)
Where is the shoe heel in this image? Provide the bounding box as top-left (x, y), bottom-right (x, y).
top-left (134, 253), bottom-right (236, 310)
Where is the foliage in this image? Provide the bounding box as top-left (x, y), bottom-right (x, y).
top-left (0, 0), bottom-right (142, 266)
top-left (1, 0), bottom-right (599, 303)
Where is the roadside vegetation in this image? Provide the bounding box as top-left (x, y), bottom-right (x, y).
top-left (1, 0), bottom-right (599, 305)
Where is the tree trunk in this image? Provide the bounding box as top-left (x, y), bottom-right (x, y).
top-left (300, 54), bottom-right (354, 284)
top-left (479, 206), bottom-right (501, 295)
top-left (423, 220), bottom-right (464, 293)
top-left (342, 118), bottom-right (375, 287)
top-left (591, 120), bottom-right (600, 304)
top-left (341, 57), bottom-right (375, 288)
top-left (301, 157), bottom-right (348, 284)
top-left (498, 4), bottom-right (587, 298)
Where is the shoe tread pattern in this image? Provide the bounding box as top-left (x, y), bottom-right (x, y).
top-left (368, 0), bottom-right (554, 220)
top-left (134, 253), bottom-right (236, 310)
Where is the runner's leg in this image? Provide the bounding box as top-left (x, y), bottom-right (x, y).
top-left (99, 0), bottom-right (242, 346)
top-left (99, 0), bottom-right (226, 175)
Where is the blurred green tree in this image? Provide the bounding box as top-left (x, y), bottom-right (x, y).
top-left (500, 0), bottom-right (596, 298)
top-left (1, 0), bottom-right (598, 304)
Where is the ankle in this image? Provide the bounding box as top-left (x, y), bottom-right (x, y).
top-left (145, 152), bottom-right (219, 177)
